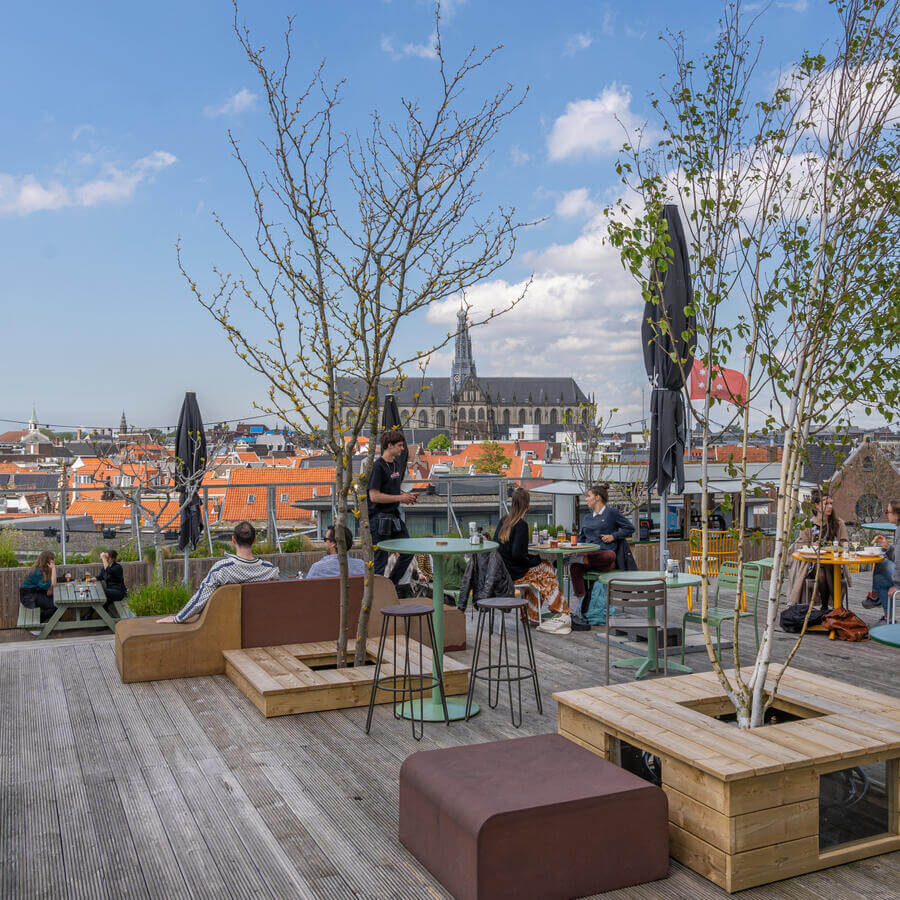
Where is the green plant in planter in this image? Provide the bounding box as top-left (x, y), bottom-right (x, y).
top-left (281, 534), bottom-right (313, 553)
top-left (0, 527), bottom-right (21, 568)
top-left (125, 581), bottom-right (191, 617)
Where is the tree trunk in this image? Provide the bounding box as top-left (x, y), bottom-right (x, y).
top-left (353, 419), bottom-right (380, 667)
top-left (153, 526), bottom-right (164, 583)
top-left (334, 468), bottom-right (350, 668)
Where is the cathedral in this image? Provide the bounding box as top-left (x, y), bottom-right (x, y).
top-left (337, 308), bottom-right (590, 441)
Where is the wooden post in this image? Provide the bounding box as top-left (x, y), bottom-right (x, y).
top-left (684, 493), bottom-right (693, 540)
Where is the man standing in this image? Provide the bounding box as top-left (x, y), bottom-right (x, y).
top-left (307, 524), bottom-right (366, 578)
top-left (368, 429), bottom-right (417, 585)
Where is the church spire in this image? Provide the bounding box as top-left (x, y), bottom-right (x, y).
top-left (28, 403), bottom-right (37, 432)
top-left (450, 304), bottom-right (476, 393)
top-left (119, 410), bottom-right (127, 434)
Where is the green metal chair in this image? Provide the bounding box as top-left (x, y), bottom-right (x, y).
top-left (680, 561), bottom-right (764, 664)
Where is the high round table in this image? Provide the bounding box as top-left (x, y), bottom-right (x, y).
top-left (377, 537), bottom-right (496, 721)
top-left (589, 570), bottom-right (702, 677)
top-left (870, 624), bottom-right (900, 647)
top-left (528, 542), bottom-right (601, 595)
top-left (860, 522), bottom-right (897, 533)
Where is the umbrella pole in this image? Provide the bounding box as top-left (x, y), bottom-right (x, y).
top-left (659, 488), bottom-right (668, 573)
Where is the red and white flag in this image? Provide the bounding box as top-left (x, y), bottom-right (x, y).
top-left (690, 360), bottom-right (747, 406)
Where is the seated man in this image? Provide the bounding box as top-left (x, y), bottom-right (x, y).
top-left (307, 524), bottom-right (366, 578)
top-left (157, 521), bottom-right (279, 624)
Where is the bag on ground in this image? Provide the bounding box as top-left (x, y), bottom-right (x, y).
top-left (779, 603), bottom-right (825, 633)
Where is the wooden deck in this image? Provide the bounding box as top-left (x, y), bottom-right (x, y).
top-left (1, 580), bottom-right (899, 899)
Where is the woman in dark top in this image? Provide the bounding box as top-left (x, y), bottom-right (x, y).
top-left (20, 550), bottom-right (58, 623)
top-left (98, 550), bottom-right (127, 601)
top-left (495, 488), bottom-right (569, 633)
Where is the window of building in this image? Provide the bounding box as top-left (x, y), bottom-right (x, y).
top-left (856, 493), bottom-right (882, 522)
top-left (519, 409), bottom-right (526, 425)
top-left (468, 407), bottom-right (475, 421)
top-left (861, 455), bottom-right (874, 472)
top-left (478, 408), bottom-right (485, 421)
top-left (549, 408), bottom-right (558, 426)
top-left (436, 410), bottom-right (445, 427)
top-left (280, 493), bottom-right (289, 503)
top-left (247, 493), bottom-right (257, 504)
top-left (534, 408), bottom-right (542, 425)
top-left (503, 409), bottom-right (510, 426)
top-left (419, 411), bottom-right (428, 427)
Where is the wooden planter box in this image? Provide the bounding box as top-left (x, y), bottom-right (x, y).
top-left (554, 665), bottom-right (900, 893)
top-left (225, 637), bottom-right (469, 717)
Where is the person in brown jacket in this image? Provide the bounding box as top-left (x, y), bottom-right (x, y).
top-left (786, 490), bottom-right (850, 610)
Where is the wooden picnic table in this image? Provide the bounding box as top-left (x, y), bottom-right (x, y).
top-left (32, 580), bottom-right (133, 640)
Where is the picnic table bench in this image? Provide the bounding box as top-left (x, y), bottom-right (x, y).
top-left (20, 581), bottom-right (134, 639)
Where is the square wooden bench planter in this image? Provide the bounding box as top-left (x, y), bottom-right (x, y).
top-left (225, 638), bottom-right (469, 717)
top-left (555, 665), bottom-right (900, 893)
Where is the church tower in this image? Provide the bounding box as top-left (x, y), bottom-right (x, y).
top-left (119, 410), bottom-right (127, 435)
top-left (450, 306), bottom-right (476, 396)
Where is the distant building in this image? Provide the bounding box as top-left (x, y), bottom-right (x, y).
top-left (337, 308), bottom-right (590, 442)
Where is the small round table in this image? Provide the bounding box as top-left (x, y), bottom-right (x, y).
top-left (376, 537), bottom-right (496, 721)
top-left (528, 543), bottom-right (601, 595)
top-left (790, 551), bottom-right (884, 612)
top-left (870, 624), bottom-right (900, 647)
top-left (860, 522), bottom-right (897, 533)
top-left (589, 570), bottom-right (701, 677)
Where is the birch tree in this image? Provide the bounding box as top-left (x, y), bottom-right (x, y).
top-left (179, 7), bottom-right (533, 665)
top-left (608, 0), bottom-right (900, 727)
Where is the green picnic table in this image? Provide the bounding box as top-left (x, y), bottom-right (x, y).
top-left (26, 581), bottom-right (134, 640)
top-left (377, 537), bottom-right (496, 721)
top-left (589, 571), bottom-right (701, 678)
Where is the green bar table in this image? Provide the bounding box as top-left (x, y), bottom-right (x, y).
top-left (528, 543), bottom-right (601, 597)
top-left (590, 571), bottom-right (701, 677)
top-left (376, 537), bottom-right (496, 721)
top-left (870, 624), bottom-right (900, 647)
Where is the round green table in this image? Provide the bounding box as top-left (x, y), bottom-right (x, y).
top-left (860, 522), bottom-right (897, 533)
top-left (870, 624), bottom-right (900, 647)
top-left (589, 570), bottom-right (702, 677)
top-left (377, 537), bottom-right (496, 721)
top-left (528, 543), bottom-right (601, 595)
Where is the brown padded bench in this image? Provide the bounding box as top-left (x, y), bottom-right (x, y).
top-left (116, 574), bottom-right (467, 683)
top-left (400, 733), bottom-right (669, 900)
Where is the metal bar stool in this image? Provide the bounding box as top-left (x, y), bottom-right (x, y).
top-left (465, 597), bottom-right (542, 727)
top-left (365, 603), bottom-right (449, 741)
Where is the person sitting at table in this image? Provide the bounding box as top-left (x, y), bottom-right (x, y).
top-left (307, 525), bottom-right (365, 579)
top-left (494, 487), bottom-right (570, 634)
top-left (864, 499), bottom-right (899, 624)
top-left (786, 490), bottom-right (850, 610)
top-left (156, 521), bottom-right (280, 623)
top-left (569, 483), bottom-right (636, 629)
top-left (19, 550), bottom-right (58, 626)
top-left (97, 549), bottom-right (127, 614)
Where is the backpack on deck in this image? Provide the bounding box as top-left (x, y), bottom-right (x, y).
top-left (821, 607), bottom-right (869, 642)
top-left (779, 603), bottom-right (825, 633)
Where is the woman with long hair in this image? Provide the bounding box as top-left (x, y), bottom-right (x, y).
top-left (787, 490), bottom-right (851, 609)
top-left (19, 549), bottom-right (58, 627)
top-left (495, 487), bottom-right (569, 633)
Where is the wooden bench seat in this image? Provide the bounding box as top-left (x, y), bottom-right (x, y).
top-left (17, 603), bottom-right (41, 630)
top-left (113, 600), bottom-right (135, 619)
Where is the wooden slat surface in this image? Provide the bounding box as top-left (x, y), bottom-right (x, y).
top-left (2, 573), bottom-right (900, 899)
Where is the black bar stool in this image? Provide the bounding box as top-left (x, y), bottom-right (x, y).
top-left (365, 603), bottom-right (449, 740)
top-left (465, 596), bottom-right (542, 727)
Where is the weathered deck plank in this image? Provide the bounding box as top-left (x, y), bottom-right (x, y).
top-left (1, 576), bottom-right (898, 899)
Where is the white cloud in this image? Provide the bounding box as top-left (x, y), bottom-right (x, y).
top-left (564, 33), bottom-right (592, 56)
top-left (510, 145), bottom-right (531, 166)
top-left (204, 88), bottom-right (258, 118)
top-left (602, 10), bottom-right (615, 36)
top-left (0, 151), bottom-right (177, 216)
top-left (424, 210), bottom-right (646, 415)
top-left (554, 188), bottom-right (599, 219)
top-left (547, 83), bottom-right (646, 161)
top-left (777, 0), bottom-right (808, 11)
top-left (381, 32), bottom-right (438, 60)
top-left (72, 124), bottom-right (95, 141)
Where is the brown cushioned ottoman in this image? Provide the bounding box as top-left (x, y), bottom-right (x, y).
top-left (399, 733), bottom-right (668, 900)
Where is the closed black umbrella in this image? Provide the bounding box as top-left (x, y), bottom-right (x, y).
top-left (175, 392), bottom-right (207, 552)
top-left (641, 205), bottom-right (695, 563)
top-left (381, 394), bottom-right (408, 474)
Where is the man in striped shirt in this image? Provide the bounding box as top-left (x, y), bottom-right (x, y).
top-left (157, 521), bottom-right (281, 624)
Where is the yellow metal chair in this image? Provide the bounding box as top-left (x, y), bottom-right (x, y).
top-left (684, 529), bottom-right (740, 610)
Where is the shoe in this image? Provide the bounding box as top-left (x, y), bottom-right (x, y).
top-left (877, 616), bottom-right (887, 625)
top-left (30, 630), bottom-right (41, 636)
top-left (537, 613), bottom-right (571, 634)
top-left (570, 614), bottom-right (591, 632)
top-left (862, 594), bottom-right (881, 609)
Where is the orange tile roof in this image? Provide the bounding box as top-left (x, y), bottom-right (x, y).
top-left (0, 430), bottom-right (28, 442)
top-left (67, 498), bottom-right (134, 525)
top-left (236, 452), bottom-right (260, 463)
top-left (219, 467), bottom-right (335, 522)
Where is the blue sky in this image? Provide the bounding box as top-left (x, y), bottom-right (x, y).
top-left (2, 0), bottom-right (834, 433)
